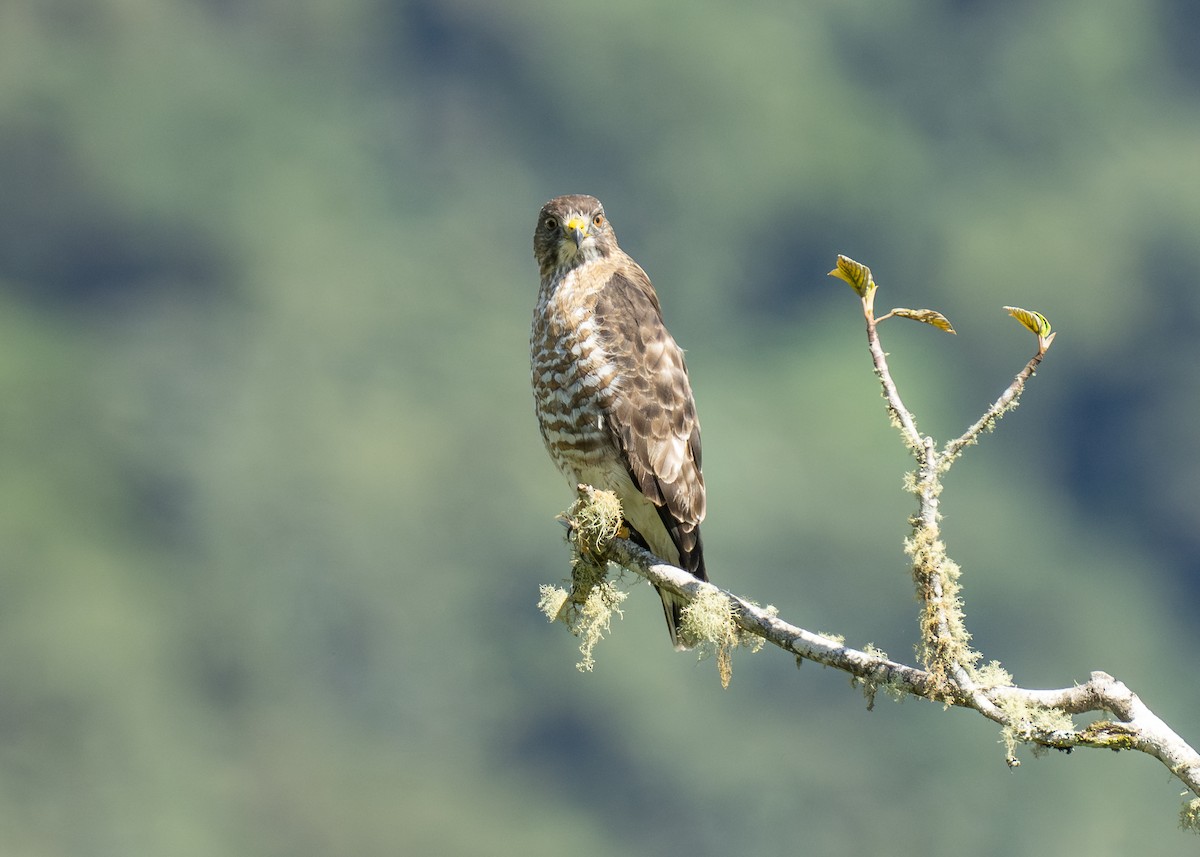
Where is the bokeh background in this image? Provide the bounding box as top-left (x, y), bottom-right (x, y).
top-left (3, 1), bottom-right (1199, 854)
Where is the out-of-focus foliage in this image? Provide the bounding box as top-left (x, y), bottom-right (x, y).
top-left (1, 0), bottom-right (1198, 854)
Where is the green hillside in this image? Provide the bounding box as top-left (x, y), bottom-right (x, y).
top-left (1, 1), bottom-right (1198, 854)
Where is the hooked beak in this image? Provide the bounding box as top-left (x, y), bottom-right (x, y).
top-left (565, 216), bottom-right (588, 249)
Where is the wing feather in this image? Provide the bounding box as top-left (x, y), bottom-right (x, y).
top-left (593, 258), bottom-right (707, 581)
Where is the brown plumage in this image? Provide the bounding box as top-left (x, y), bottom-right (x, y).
top-left (530, 194), bottom-right (707, 648)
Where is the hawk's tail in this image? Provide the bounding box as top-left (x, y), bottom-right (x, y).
top-left (658, 588), bottom-right (691, 651)
top-left (658, 529), bottom-right (706, 650)
top-left (625, 518), bottom-right (707, 649)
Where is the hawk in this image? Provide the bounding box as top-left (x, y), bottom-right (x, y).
top-left (530, 194), bottom-right (707, 649)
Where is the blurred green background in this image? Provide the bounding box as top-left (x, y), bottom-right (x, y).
top-left (2, 0), bottom-right (1199, 854)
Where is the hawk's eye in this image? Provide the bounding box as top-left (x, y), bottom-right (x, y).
top-left (592, 213), bottom-right (606, 228)
top-left (544, 216), bottom-right (559, 231)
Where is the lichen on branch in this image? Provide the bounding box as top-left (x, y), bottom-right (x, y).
top-left (531, 257), bottom-right (1200, 832)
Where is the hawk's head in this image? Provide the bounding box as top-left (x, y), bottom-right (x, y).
top-left (534, 194), bottom-right (618, 277)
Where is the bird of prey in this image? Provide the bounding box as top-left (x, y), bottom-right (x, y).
top-left (530, 194), bottom-right (707, 648)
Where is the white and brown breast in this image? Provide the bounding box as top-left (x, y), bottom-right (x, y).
top-left (531, 259), bottom-right (623, 482)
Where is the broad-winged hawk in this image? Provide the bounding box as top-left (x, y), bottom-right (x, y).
top-left (531, 194), bottom-right (707, 648)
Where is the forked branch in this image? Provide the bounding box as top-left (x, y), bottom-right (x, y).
top-left (539, 256), bottom-right (1200, 832)
top-left (556, 518), bottom-right (1200, 829)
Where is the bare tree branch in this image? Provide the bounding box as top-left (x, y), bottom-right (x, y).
top-left (942, 347), bottom-right (1047, 466)
top-left (540, 255), bottom-right (1200, 832)
top-left (600, 535), bottom-right (1200, 807)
